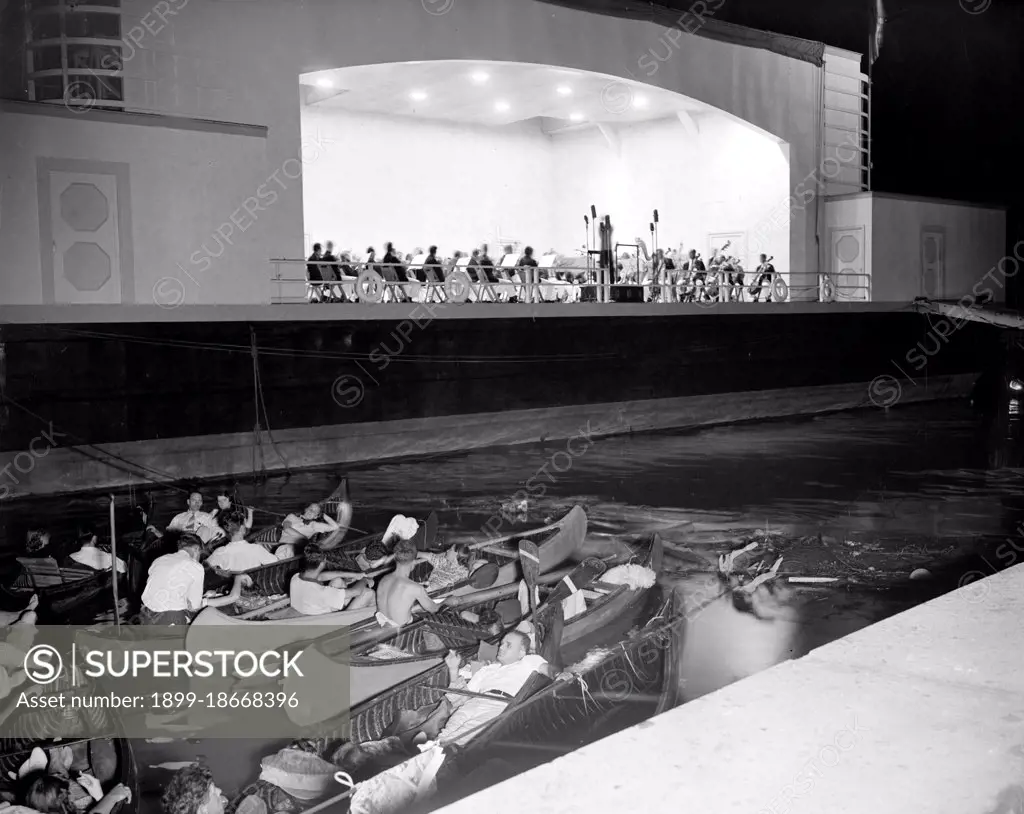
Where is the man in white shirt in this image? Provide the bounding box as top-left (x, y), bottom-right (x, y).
top-left (69, 530), bottom-right (127, 574)
top-left (167, 492), bottom-right (223, 546)
top-left (437, 630), bottom-right (552, 745)
top-left (289, 560), bottom-right (375, 616)
top-left (205, 516), bottom-right (277, 574)
top-left (140, 537), bottom-right (244, 625)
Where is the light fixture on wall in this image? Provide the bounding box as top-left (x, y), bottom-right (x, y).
top-left (316, 77), bottom-right (334, 88)
top-left (494, 100), bottom-right (510, 112)
top-left (556, 85), bottom-right (572, 96)
top-left (410, 90), bottom-right (428, 101)
top-left (470, 71), bottom-right (490, 83)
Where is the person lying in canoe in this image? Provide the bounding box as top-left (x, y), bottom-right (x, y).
top-left (412, 543), bottom-right (476, 593)
top-left (167, 492), bottom-right (225, 546)
top-left (17, 754), bottom-right (133, 814)
top-left (139, 535), bottom-right (248, 625)
top-left (205, 512), bottom-right (279, 573)
top-left (276, 501), bottom-right (350, 559)
top-left (373, 539), bottom-right (447, 628)
top-left (288, 556), bottom-right (375, 616)
top-left (66, 527), bottom-right (128, 574)
top-left (335, 631), bottom-right (561, 804)
top-left (161, 764), bottom-right (228, 814)
top-left (210, 490), bottom-right (254, 535)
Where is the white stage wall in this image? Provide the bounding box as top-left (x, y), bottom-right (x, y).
top-left (1, 0), bottom-right (830, 304)
top-left (301, 108), bottom-right (789, 269)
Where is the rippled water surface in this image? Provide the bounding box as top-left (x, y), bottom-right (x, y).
top-left (4, 401), bottom-right (1021, 803)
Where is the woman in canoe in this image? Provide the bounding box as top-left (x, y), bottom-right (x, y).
top-left (276, 499), bottom-right (352, 559)
top-left (210, 490), bottom-right (254, 535)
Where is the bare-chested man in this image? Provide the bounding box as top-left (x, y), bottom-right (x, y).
top-left (374, 539), bottom-right (447, 628)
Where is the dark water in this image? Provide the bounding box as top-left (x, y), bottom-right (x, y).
top-left (4, 401), bottom-right (1023, 803)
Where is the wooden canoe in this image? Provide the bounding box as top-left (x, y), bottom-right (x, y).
top-left (1, 557), bottom-right (120, 621)
top-left (186, 603), bottom-right (377, 654)
top-left (280, 533), bottom-right (645, 728)
top-left (0, 669), bottom-right (139, 814)
top-left (287, 590), bottom-right (683, 792)
top-left (427, 593), bottom-right (683, 807)
top-left (202, 478), bottom-right (352, 596)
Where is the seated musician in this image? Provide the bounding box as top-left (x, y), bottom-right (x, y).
top-left (424, 246), bottom-right (444, 283)
top-left (751, 253), bottom-right (776, 302)
top-left (682, 249), bottom-right (706, 302)
top-left (306, 243), bottom-right (324, 303)
top-left (67, 528), bottom-right (127, 574)
top-left (381, 242), bottom-right (409, 302)
top-left (288, 558), bottom-right (375, 616)
top-left (478, 244), bottom-right (497, 282)
top-left (374, 539), bottom-right (447, 628)
top-left (276, 502), bottom-right (343, 558)
top-left (205, 513), bottom-right (277, 573)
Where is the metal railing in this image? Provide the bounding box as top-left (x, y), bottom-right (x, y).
top-left (269, 260), bottom-right (872, 305)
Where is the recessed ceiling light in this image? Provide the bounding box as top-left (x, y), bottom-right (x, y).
top-left (410, 90), bottom-right (427, 101)
top-left (556, 85), bottom-right (572, 96)
top-left (315, 77), bottom-right (333, 89)
top-left (470, 71), bottom-right (490, 83)
top-left (569, 112), bottom-right (584, 122)
top-left (494, 100), bottom-right (510, 112)
top-left (632, 94), bottom-right (648, 109)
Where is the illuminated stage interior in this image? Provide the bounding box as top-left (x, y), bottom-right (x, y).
top-left (298, 61), bottom-right (791, 272)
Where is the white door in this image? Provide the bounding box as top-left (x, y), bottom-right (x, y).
top-left (921, 228), bottom-right (945, 299)
top-left (829, 226), bottom-right (867, 301)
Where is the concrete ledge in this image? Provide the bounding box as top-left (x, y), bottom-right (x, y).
top-left (433, 565), bottom-right (1024, 814)
top-left (0, 376), bottom-right (974, 498)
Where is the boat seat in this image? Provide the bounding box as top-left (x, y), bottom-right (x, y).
top-left (16, 557), bottom-right (69, 588)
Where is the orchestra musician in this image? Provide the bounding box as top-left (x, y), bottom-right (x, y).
top-left (682, 249), bottom-right (706, 303)
top-left (751, 253), bottom-right (776, 302)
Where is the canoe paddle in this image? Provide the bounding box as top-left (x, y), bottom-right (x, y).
top-left (429, 562), bottom-right (500, 598)
top-left (519, 539), bottom-right (541, 635)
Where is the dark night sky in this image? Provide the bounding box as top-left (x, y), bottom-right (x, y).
top-left (643, 0), bottom-right (1024, 301)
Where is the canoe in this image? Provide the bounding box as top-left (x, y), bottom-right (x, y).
top-left (281, 531), bottom-right (647, 727)
top-left (282, 590), bottom-right (684, 805)
top-left (467, 504), bottom-right (587, 575)
top-left (0, 670), bottom-right (139, 814)
top-left (203, 478), bottom-right (352, 596)
top-left (186, 603), bottom-right (377, 654)
top-left (427, 593), bottom-right (683, 807)
top-left (1, 556), bottom-right (120, 621)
